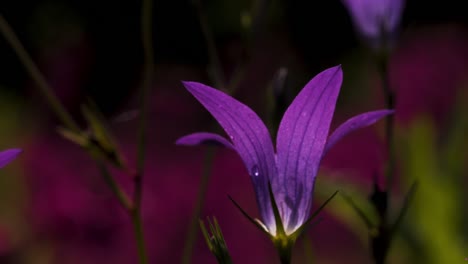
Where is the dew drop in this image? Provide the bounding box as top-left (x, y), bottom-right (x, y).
top-left (251, 165), bottom-right (260, 177)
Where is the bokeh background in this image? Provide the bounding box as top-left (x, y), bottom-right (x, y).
top-left (0, 0), bottom-right (467, 263)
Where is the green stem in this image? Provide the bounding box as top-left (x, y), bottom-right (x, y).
top-left (274, 238), bottom-right (294, 264)
top-left (0, 15), bottom-right (80, 132)
top-left (130, 0), bottom-right (154, 263)
top-left (279, 244), bottom-right (292, 264)
top-left (99, 164), bottom-right (147, 264)
top-left (378, 55), bottom-right (395, 193)
top-left (181, 2), bottom-right (271, 263)
top-left (1, 11), bottom-right (150, 264)
top-left (372, 51), bottom-right (394, 264)
top-left (98, 163), bottom-right (133, 211)
top-left (131, 209), bottom-right (149, 264)
top-left (181, 148), bottom-right (216, 264)
top-left (181, 2), bottom-right (226, 263)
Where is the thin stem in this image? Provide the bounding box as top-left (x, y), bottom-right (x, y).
top-left (1, 11), bottom-right (150, 264)
top-left (0, 15), bottom-right (80, 132)
top-left (280, 253), bottom-right (292, 264)
top-left (181, 148), bottom-right (216, 264)
top-left (372, 52), bottom-right (395, 264)
top-left (98, 163), bottom-right (133, 211)
top-left (378, 56), bottom-right (395, 192)
top-left (130, 0), bottom-right (154, 263)
top-left (274, 238), bottom-right (294, 264)
top-left (181, 1), bottom-right (271, 263)
top-left (131, 209), bottom-right (149, 264)
top-left (181, 2), bottom-right (226, 263)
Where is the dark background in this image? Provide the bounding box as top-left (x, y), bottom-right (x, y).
top-left (0, 1), bottom-right (467, 263)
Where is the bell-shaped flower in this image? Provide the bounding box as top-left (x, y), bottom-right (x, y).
top-left (342, 0), bottom-right (405, 50)
top-left (177, 65), bottom-right (392, 237)
top-left (0, 148), bottom-right (21, 169)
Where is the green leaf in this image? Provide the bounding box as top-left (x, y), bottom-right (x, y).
top-left (290, 190), bottom-right (339, 240)
top-left (399, 117), bottom-right (465, 263)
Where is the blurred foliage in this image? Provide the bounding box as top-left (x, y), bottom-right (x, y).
top-left (0, 88), bottom-right (47, 263)
top-left (398, 89), bottom-right (468, 263)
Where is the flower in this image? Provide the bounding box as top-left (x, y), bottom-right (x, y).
top-left (0, 149), bottom-right (21, 169)
top-left (342, 0), bottom-right (405, 50)
top-left (176, 65), bottom-right (392, 237)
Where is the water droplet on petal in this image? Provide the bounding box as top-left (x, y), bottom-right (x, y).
top-left (229, 135), bottom-right (234, 140)
top-left (251, 165), bottom-right (260, 177)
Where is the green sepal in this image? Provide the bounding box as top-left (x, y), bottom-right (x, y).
top-left (228, 195), bottom-right (270, 236)
top-left (289, 190), bottom-right (339, 240)
top-left (390, 180), bottom-right (418, 238)
top-left (341, 191), bottom-right (377, 234)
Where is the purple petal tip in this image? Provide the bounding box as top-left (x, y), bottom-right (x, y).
top-left (0, 148), bottom-right (22, 169)
top-left (181, 81), bottom-right (201, 91)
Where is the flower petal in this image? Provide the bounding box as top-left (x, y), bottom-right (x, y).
top-left (324, 109), bottom-right (394, 155)
top-left (176, 132), bottom-right (234, 149)
top-left (275, 65), bottom-right (343, 234)
top-left (342, 0), bottom-right (382, 39)
top-left (182, 81), bottom-right (278, 234)
top-left (0, 148), bottom-right (22, 169)
top-left (342, 0), bottom-right (405, 48)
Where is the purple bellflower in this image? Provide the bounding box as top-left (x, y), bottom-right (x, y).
top-left (177, 66), bottom-right (392, 238)
top-left (342, 0), bottom-right (405, 50)
top-left (0, 148), bottom-right (21, 169)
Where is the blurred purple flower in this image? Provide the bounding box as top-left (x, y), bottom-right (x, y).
top-left (177, 65), bottom-right (393, 236)
top-left (342, 0), bottom-right (405, 49)
top-left (0, 149), bottom-right (21, 168)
